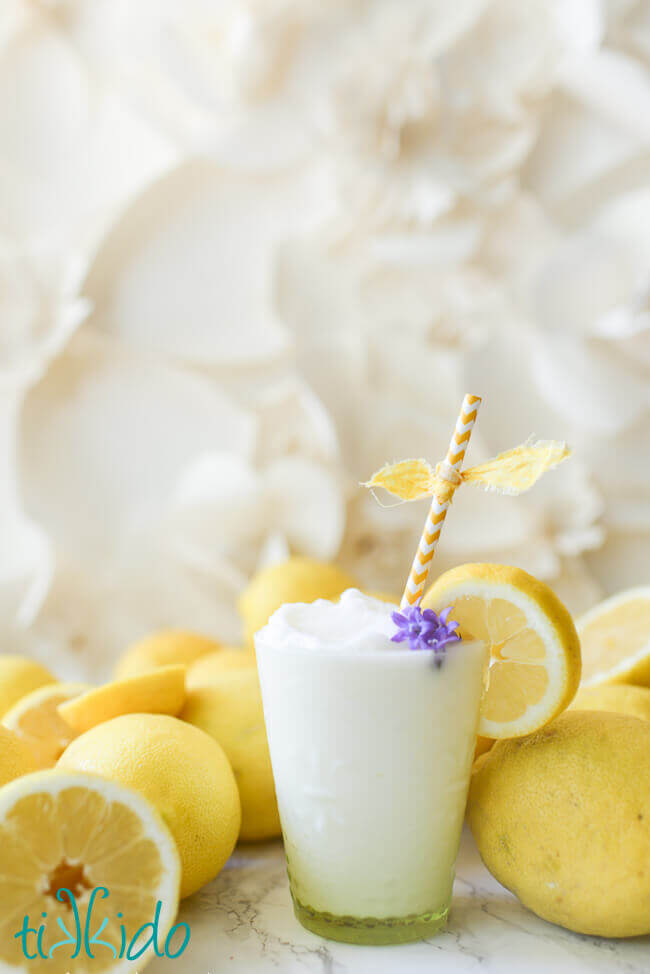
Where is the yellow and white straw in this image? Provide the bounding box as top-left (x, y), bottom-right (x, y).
top-left (400, 394), bottom-right (481, 608)
top-left (364, 396), bottom-right (571, 610)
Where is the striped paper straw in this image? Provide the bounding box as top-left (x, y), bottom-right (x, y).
top-left (400, 394), bottom-right (481, 609)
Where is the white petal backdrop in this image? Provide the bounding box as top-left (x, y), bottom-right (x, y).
top-left (1, 0), bottom-right (649, 674)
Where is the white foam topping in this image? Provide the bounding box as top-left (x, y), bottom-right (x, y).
top-left (256, 588), bottom-right (399, 653)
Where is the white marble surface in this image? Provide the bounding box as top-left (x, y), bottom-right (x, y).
top-left (149, 828), bottom-right (649, 974)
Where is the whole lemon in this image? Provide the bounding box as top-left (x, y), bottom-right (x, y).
top-left (468, 710), bottom-right (650, 937)
top-left (239, 557), bottom-right (357, 648)
top-left (187, 648), bottom-right (255, 688)
top-left (571, 683), bottom-right (650, 722)
top-left (115, 630), bottom-right (220, 679)
top-left (0, 656), bottom-right (56, 718)
top-left (181, 670), bottom-right (280, 841)
top-left (0, 725), bottom-right (38, 785)
top-left (58, 713), bottom-right (241, 897)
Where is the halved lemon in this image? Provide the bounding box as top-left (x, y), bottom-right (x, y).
top-left (0, 656), bottom-right (56, 719)
top-left (0, 725), bottom-right (38, 786)
top-left (423, 563), bottom-right (581, 739)
top-left (58, 666), bottom-right (186, 735)
top-left (576, 586), bottom-right (650, 688)
top-left (0, 769), bottom-right (181, 973)
top-left (3, 683), bottom-right (89, 769)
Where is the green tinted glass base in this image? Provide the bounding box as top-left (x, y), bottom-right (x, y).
top-left (291, 894), bottom-right (448, 945)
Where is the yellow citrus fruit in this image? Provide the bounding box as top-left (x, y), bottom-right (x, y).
top-left (114, 630), bottom-right (220, 680)
top-left (0, 656), bottom-right (56, 718)
top-left (58, 713), bottom-right (241, 898)
top-left (0, 768), bottom-right (181, 972)
top-left (423, 564), bottom-right (581, 739)
top-left (474, 735), bottom-right (494, 761)
top-left (571, 682), bottom-right (650, 722)
top-left (181, 670), bottom-right (280, 841)
top-left (2, 682), bottom-right (89, 768)
top-left (0, 724), bottom-right (38, 785)
top-left (58, 666), bottom-right (186, 735)
top-left (239, 557), bottom-right (357, 648)
top-left (468, 710), bottom-right (650, 937)
top-left (187, 648), bottom-right (255, 688)
top-left (577, 586), bottom-right (650, 687)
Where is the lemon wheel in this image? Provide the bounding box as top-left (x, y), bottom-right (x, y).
top-left (0, 769), bottom-right (181, 973)
top-left (423, 563), bottom-right (581, 739)
top-left (577, 586), bottom-right (650, 688)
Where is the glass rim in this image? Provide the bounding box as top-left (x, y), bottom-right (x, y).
top-left (254, 633), bottom-right (485, 663)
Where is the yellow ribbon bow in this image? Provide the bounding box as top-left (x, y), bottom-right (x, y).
top-left (364, 438), bottom-right (571, 506)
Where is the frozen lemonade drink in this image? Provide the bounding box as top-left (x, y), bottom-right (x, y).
top-left (255, 393), bottom-right (572, 944)
top-left (256, 589), bottom-right (487, 944)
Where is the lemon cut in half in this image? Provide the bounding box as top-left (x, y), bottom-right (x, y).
top-left (576, 586), bottom-right (650, 688)
top-left (0, 769), bottom-right (181, 974)
top-left (3, 683), bottom-right (89, 769)
top-left (423, 564), bottom-right (581, 739)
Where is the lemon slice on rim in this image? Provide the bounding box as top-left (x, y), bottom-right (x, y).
top-left (576, 586), bottom-right (650, 688)
top-left (0, 769), bottom-right (181, 973)
top-left (423, 563), bottom-right (581, 739)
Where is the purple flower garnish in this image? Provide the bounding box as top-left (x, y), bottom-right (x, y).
top-left (391, 605), bottom-right (461, 666)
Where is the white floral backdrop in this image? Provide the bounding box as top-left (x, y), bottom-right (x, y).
top-left (1, 0), bottom-right (649, 679)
